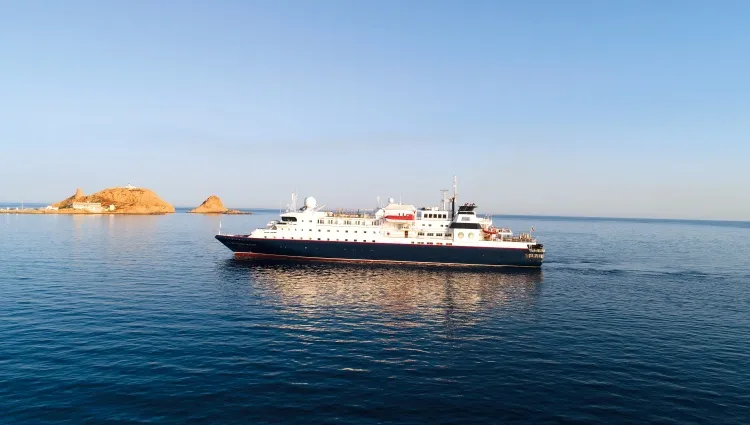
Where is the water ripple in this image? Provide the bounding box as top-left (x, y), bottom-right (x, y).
top-left (1, 213), bottom-right (749, 424)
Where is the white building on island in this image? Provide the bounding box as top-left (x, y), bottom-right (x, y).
top-left (72, 202), bottom-right (103, 213)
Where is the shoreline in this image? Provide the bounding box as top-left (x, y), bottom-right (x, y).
top-left (1, 209), bottom-right (252, 215)
top-left (0, 209), bottom-right (172, 215)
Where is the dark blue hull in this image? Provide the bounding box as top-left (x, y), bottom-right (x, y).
top-left (215, 235), bottom-right (543, 268)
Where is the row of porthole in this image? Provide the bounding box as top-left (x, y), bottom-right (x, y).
top-left (456, 232), bottom-right (474, 239)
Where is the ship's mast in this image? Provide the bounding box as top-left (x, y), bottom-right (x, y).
top-left (440, 189), bottom-right (449, 211)
top-left (451, 175), bottom-right (458, 219)
top-left (289, 192), bottom-right (298, 212)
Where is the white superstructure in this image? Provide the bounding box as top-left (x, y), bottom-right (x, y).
top-left (246, 192), bottom-right (539, 252)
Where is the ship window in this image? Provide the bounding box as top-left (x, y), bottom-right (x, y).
top-left (345, 230), bottom-right (348, 233)
top-left (418, 232), bottom-right (424, 236)
top-left (309, 229), bottom-right (312, 232)
top-left (428, 224), bottom-right (432, 227)
top-left (345, 239), bottom-right (348, 241)
top-left (363, 231), bottom-right (367, 234)
top-left (427, 242), bottom-right (433, 245)
top-left (354, 239), bottom-right (357, 242)
top-left (427, 233), bottom-right (434, 236)
top-left (447, 243), bottom-right (452, 246)
top-left (354, 230), bottom-right (357, 233)
top-left (317, 238), bottom-right (320, 240)
top-left (309, 220), bottom-right (312, 223)
top-left (437, 242), bottom-right (442, 245)
top-left (411, 241), bottom-right (414, 244)
top-left (436, 233), bottom-right (443, 237)
top-left (327, 230), bottom-right (330, 232)
top-left (281, 216), bottom-right (297, 222)
top-left (318, 229), bottom-right (321, 232)
top-left (372, 240), bottom-right (375, 242)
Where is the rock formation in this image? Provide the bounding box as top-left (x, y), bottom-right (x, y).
top-left (190, 195), bottom-right (247, 214)
top-left (190, 195), bottom-right (228, 213)
top-left (52, 187), bottom-right (86, 209)
top-left (52, 186), bottom-right (175, 214)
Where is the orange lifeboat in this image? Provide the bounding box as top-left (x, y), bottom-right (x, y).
top-left (482, 227), bottom-right (499, 235)
top-left (385, 213), bottom-right (415, 222)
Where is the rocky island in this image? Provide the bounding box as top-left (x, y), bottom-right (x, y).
top-left (1, 185), bottom-right (175, 214)
top-left (189, 195), bottom-right (250, 214)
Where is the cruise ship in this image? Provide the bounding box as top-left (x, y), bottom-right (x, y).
top-left (216, 179), bottom-right (544, 267)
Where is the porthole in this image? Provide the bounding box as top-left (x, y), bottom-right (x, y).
top-left (468, 232), bottom-right (474, 239)
top-left (458, 232), bottom-right (464, 239)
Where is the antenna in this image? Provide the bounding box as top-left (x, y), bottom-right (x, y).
top-left (440, 189), bottom-right (448, 211)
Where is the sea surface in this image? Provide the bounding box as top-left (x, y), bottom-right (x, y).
top-left (1, 211), bottom-right (749, 424)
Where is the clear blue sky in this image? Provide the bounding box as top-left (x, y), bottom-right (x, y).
top-left (1, 0), bottom-right (749, 219)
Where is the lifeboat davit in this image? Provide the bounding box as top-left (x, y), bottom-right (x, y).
top-left (385, 213), bottom-right (415, 222)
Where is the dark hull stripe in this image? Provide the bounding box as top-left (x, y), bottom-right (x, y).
top-left (216, 235), bottom-right (543, 268)
top-left (234, 252), bottom-right (541, 268)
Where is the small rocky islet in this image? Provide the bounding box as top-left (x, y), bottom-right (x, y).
top-left (189, 195), bottom-right (251, 214)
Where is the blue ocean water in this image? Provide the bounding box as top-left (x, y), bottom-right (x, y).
top-left (1, 212), bottom-right (749, 424)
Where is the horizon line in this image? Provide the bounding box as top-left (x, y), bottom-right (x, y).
top-left (3, 200), bottom-right (746, 223)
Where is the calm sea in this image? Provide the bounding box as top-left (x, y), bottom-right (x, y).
top-left (1, 211), bottom-right (749, 424)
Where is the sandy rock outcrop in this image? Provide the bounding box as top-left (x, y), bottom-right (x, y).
top-left (189, 195), bottom-right (249, 214)
top-left (190, 195), bottom-right (229, 213)
top-left (52, 187), bottom-right (86, 208)
top-left (53, 187), bottom-right (175, 214)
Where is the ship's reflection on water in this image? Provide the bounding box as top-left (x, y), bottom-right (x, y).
top-left (221, 259), bottom-right (544, 327)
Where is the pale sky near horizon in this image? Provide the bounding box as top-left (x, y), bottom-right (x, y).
top-left (1, 1), bottom-right (749, 220)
